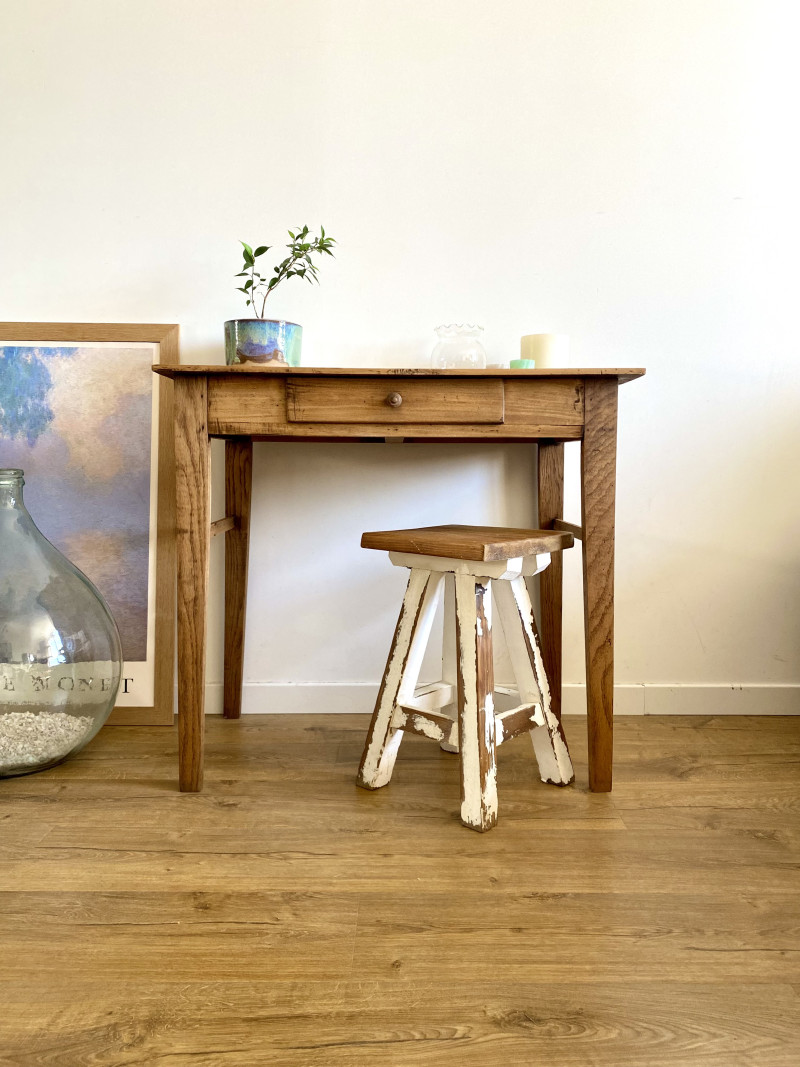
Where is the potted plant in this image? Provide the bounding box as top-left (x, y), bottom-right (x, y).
top-left (224, 225), bottom-right (335, 367)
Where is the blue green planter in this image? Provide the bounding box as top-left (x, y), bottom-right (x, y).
top-left (225, 319), bottom-right (302, 366)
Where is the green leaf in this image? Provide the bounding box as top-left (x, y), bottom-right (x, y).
top-left (240, 241), bottom-right (254, 255)
top-left (243, 279), bottom-right (253, 289)
top-left (254, 245), bottom-right (269, 256)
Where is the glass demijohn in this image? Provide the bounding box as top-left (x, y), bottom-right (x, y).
top-left (430, 324), bottom-right (487, 369)
top-left (0, 469), bottom-right (122, 777)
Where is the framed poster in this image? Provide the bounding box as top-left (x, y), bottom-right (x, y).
top-left (0, 323), bottom-right (177, 725)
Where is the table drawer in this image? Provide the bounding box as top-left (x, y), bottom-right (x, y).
top-left (285, 377), bottom-right (505, 425)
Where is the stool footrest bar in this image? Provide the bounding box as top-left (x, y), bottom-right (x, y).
top-left (394, 705), bottom-right (458, 747)
top-left (393, 697), bottom-right (544, 748)
top-left (401, 682), bottom-right (455, 713)
top-left (496, 702), bottom-right (544, 744)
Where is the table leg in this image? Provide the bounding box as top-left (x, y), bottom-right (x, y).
top-left (223, 439), bottom-right (253, 719)
top-left (174, 376), bottom-right (211, 792)
top-left (537, 442), bottom-right (565, 721)
top-left (580, 379), bottom-right (619, 792)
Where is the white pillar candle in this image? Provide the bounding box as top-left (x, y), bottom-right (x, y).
top-left (520, 334), bottom-right (570, 368)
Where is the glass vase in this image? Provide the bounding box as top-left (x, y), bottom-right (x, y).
top-left (0, 469), bottom-right (122, 777)
top-left (430, 324), bottom-right (487, 369)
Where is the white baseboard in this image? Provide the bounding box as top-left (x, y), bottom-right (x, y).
top-left (560, 683), bottom-right (800, 716)
top-left (200, 682), bottom-right (800, 716)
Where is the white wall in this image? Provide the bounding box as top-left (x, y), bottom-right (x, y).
top-left (2, 1), bottom-right (798, 714)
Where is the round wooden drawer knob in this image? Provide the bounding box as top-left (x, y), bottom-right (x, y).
top-left (386, 392), bottom-right (403, 408)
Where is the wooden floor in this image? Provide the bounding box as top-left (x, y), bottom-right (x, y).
top-left (1, 714), bottom-right (799, 1066)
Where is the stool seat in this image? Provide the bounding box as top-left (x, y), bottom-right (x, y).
top-left (361, 524), bottom-right (574, 561)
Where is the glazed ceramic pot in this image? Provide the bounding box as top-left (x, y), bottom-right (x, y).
top-left (224, 319), bottom-right (302, 366)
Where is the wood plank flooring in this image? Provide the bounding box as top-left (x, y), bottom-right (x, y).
top-left (1, 713), bottom-right (799, 1066)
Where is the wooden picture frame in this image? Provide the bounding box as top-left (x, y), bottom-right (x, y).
top-left (0, 323), bottom-right (177, 725)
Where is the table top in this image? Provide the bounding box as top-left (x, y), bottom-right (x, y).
top-left (153, 365), bottom-right (646, 385)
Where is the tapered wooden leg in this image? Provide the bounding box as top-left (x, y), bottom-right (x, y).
top-left (174, 377), bottom-right (211, 792)
top-left (581, 379), bottom-right (619, 792)
top-left (223, 439), bottom-right (253, 719)
top-left (538, 441), bottom-right (564, 721)
top-left (493, 576), bottom-right (574, 786)
top-left (357, 569), bottom-right (440, 790)
top-left (454, 574), bottom-right (497, 832)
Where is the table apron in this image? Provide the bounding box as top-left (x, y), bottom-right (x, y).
top-left (206, 375), bottom-right (585, 439)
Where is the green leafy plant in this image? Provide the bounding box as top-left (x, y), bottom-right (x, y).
top-left (235, 225), bottom-right (336, 319)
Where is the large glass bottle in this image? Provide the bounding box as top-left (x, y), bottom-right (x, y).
top-left (0, 469), bottom-right (122, 777)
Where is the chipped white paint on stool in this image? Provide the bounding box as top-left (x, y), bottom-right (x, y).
top-left (388, 551), bottom-right (552, 580)
top-left (454, 572), bottom-right (498, 831)
top-left (439, 573), bottom-right (459, 753)
top-left (356, 568), bottom-right (442, 789)
top-left (493, 577), bottom-right (574, 786)
top-left (356, 548), bottom-right (573, 830)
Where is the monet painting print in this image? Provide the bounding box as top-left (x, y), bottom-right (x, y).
top-left (0, 324), bottom-right (177, 723)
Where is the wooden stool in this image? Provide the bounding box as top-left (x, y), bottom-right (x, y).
top-left (356, 525), bottom-right (575, 831)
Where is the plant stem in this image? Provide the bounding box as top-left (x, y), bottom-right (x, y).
top-left (251, 262), bottom-right (260, 319)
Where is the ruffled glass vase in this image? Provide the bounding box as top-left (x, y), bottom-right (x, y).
top-left (0, 469), bottom-right (122, 777)
top-left (430, 324), bottom-right (487, 369)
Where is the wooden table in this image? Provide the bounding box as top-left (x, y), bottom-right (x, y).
top-left (153, 365), bottom-right (645, 794)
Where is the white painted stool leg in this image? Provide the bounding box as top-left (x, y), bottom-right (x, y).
top-left (439, 572), bottom-right (459, 753)
top-left (454, 573), bottom-right (498, 831)
top-left (493, 576), bottom-right (574, 786)
top-left (357, 569), bottom-right (441, 790)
